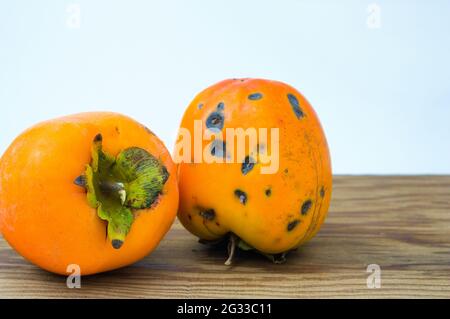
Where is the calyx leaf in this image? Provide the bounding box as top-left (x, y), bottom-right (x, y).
top-left (75, 134), bottom-right (169, 249)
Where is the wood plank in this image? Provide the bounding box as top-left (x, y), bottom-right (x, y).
top-left (1, 176), bottom-right (449, 298)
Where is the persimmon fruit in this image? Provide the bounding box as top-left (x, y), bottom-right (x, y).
top-left (176, 78), bottom-right (332, 264)
top-left (0, 112), bottom-right (178, 275)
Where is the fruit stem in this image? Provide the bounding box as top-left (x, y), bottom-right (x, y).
top-left (98, 181), bottom-right (126, 205)
top-left (224, 233), bottom-right (237, 266)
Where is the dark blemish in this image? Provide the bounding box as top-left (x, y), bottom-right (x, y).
top-left (94, 133), bottom-right (102, 143)
top-left (217, 102), bottom-right (225, 110)
top-left (287, 220), bottom-right (300, 231)
top-left (234, 189), bottom-right (247, 205)
top-left (206, 112), bottom-right (224, 131)
top-left (74, 175), bottom-right (86, 188)
top-left (198, 103), bottom-right (203, 110)
top-left (284, 168), bottom-right (289, 174)
top-left (215, 222), bottom-right (220, 227)
top-left (210, 140), bottom-right (226, 158)
top-left (112, 239), bottom-right (123, 249)
top-left (265, 188), bottom-right (272, 197)
top-left (301, 199), bottom-right (313, 215)
top-left (199, 209), bottom-right (216, 221)
top-left (287, 93), bottom-right (305, 119)
top-left (241, 155), bottom-right (255, 175)
top-left (115, 126), bottom-right (120, 134)
top-left (248, 93), bottom-right (263, 100)
top-left (320, 187), bottom-right (325, 198)
top-left (188, 214), bottom-right (192, 221)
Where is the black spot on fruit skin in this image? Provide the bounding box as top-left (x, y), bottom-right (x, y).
top-left (320, 187), bottom-right (325, 198)
top-left (248, 93), bottom-right (263, 100)
top-left (241, 156), bottom-right (255, 175)
top-left (206, 112), bottom-right (224, 131)
top-left (112, 239), bottom-right (123, 249)
top-left (94, 133), bottom-right (103, 143)
top-left (74, 175), bottom-right (86, 188)
top-left (210, 140), bottom-right (226, 158)
top-left (265, 188), bottom-right (272, 197)
top-left (198, 103), bottom-right (203, 110)
top-left (217, 102), bottom-right (225, 110)
top-left (287, 220), bottom-right (300, 231)
top-left (287, 93), bottom-right (305, 119)
top-left (301, 199), bottom-right (313, 215)
top-left (199, 209), bottom-right (216, 221)
top-left (234, 189), bottom-right (247, 205)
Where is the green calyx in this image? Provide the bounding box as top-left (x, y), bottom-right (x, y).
top-left (74, 134), bottom-right (169, 249)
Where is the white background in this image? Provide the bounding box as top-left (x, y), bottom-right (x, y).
top-left (1, 0), bottom-right (449, 174)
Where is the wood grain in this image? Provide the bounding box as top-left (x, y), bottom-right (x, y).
top-left (1, 176), bottom-right (449, 298)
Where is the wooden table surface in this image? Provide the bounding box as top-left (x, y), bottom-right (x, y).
top-left (1, 176), bottom-right (449, 298)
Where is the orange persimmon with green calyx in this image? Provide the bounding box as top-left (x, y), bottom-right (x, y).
top-left (0, 112), bottom-right (178, 275)
top-left (176, 78), bottom-right (332, 264)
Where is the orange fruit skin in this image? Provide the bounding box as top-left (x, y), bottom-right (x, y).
top-left (177, 79), bottom-right (332, 254)
top-left (0, 112), bottom-right (178, 275)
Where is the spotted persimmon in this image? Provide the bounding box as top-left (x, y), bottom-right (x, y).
top-left (0, 112), bottom-right (178, 275)
top-left (176, 78), bottom-right (332, 264)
